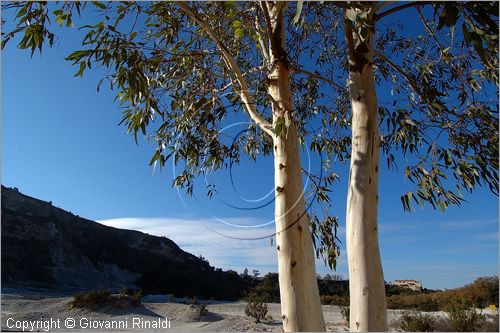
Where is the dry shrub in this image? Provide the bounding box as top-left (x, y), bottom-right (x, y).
top-left (71, 290), bottom-right (111, 309)
top-left (119, 287), bottom-right (142, 305)
top-left (245, 293), bottom-right (268, 323)
top-left (71, 289), bottom-right (142, 309)
top-left (481, 315), bottom-right (499, 332)
top-left (398, 311), bottom-right (436, 332)
top-left (447, 305), bottom-right (485, 331)
top-left (320, 294), bottom-right (349, 306)
top-left (184, 296), bottom-right (198, 305)
top-left (340, 306), bottom-right (350, 323)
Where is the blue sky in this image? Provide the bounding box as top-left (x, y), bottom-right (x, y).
top-left (1, 4), bottom-right (498, 291)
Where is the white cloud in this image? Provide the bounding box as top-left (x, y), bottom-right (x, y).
top-left (98, 217), bottom-right (278, 273)
top-left (98, 216), bottom-right (348, 277)
top-left (98, 215), bottom-right (498, 287)
top-left (437, 217), bottom-right (498, 230)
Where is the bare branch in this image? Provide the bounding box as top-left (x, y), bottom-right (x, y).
top-left (254, 15), bottom-right (270, 66)
top-left (375, 1), bottom-right (431, 21)
top-left (292, 67), bottom-right (346, 91)
top-left (373, 49), bottom-right (422, 99)
top-left (415, 5), bottom-right (472, 94)
top-left (259, 1), bottom-right (279, 55)
top-left (275, 1), bottom-right (287, 15)
top-left (176, 2), bottom-right (274, 137)
top-left (215, 66), bottom-right (266, 94)
top-left (374, 49), bottom-right (443, 114)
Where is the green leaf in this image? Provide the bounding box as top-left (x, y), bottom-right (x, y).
top-left (75, 62), bottom-right (86, 77)
top-left (92, 1), bottom-right (107, 10)
top-left (56, 15), bottom-right (64, 27)
top-left (149, 150), bottom-right (160, 166)
top-left (234, 28), bottom-right (244, 39)
top-left (273, 116), bottom-right (285, 137)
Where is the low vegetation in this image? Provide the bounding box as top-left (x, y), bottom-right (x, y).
top-left (71, 290), bottom-right (112, 309)
top-left (398, 311), bottom-right (436, 332)
top-left (340, 306), bottom-right (350, 323)
top-left (70, 288), bottom-right (142, 309)
top-left (387, 277), bottom-right (498, 312)
top-left (447, 303), bottom-right (485, 332)
top-left (245, 293), bottom-right (268, 323)
top-left (396, 304), bottom-right (498, 332)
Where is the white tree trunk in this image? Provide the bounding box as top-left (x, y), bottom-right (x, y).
top-left (270, 73), bottom-right (326, 332)
top-left (345, 12), bottom-right (388, 332)
top-left (266, 4), bottom-right (326, 332)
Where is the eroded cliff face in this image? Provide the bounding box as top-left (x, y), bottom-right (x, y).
top-left (1, 186), bottom-right (246, 299)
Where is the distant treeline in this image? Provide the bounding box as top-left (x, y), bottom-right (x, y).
top-left (245, 274), bottom-right (499, 311)
top-left (385, 276), bottom-right (499, 311)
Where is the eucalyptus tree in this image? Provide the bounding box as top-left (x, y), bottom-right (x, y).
top-left (293, 0), bottom-right (497, 330)
top-left (335, 1), bottom-right (497, 330)
top-left (3, 1), bottom-right (498, 332)
top-left (2, 1), bottom-right (345, 331)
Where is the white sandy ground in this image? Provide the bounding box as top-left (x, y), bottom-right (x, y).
top-left (1, 289), bottom-right (498, 332)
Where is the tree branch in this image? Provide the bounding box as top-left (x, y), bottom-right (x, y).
top-left (176, 2), bottom-right (273, 137)
top-left (373, 49), bottom-right (426, 104)
top-left (292, 67), bottom-right (346, 91)
top-left (415, 5), bottom-right (474, 97)
top-left (254, 14), bottom-right (270, 66)
top-left (375, 1), bottom-right (431, 21)
top-left (259, 1), bottom-right (279, 57)
top-left (215, 66), bottom-right (266, 95)
top-left (374, 49), bottom-right (449, 116)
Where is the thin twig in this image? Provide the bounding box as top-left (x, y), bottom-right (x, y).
top-left (373, 49), bottom-right (436, 111)
top-left (415, 5), bottom-right (473, 97)
top-left (375, 1), bottom-right (431, 21)
top-left (176, 2), bottom-right (273, 137)
top-left (292, 67), bottom-right (345, 91)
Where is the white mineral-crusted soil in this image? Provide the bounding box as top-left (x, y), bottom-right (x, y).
top-left (2, 289), bottom-right (498, 332)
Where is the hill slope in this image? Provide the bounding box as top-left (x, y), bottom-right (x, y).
top-left (1, 186), bottom-right (246, 299)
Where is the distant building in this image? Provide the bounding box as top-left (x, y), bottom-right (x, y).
top-left (391, 280), bottom-right (422, 292)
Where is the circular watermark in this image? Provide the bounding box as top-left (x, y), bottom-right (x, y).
top-left (170, 121), bottom-right (323, 240)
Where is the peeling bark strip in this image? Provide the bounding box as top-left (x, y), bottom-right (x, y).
top-left (344, 5), bottom-right (388, 332)
top-left (266, 3), bottom-right (325, 332)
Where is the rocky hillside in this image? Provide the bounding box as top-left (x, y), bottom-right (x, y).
top-left (1, 186), bottom-right (247, 299)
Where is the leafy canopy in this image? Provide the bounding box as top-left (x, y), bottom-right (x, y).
top-left (2, 1), bottom-right (498, 268)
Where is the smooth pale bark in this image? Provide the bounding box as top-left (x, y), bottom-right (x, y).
top-left (180, 2), bottom-right (326, 330)
top-left (345, 11), bottom-right (388, 332)
top-left (266, 4), bottom-right (326, 332)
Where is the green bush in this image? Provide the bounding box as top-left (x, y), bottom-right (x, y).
top-left (245, 294), bottom-right (268, 323)
top-left (399, 311), bottom-right (436, 332)
top-left (447, 305), bottom-right (485, 331)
